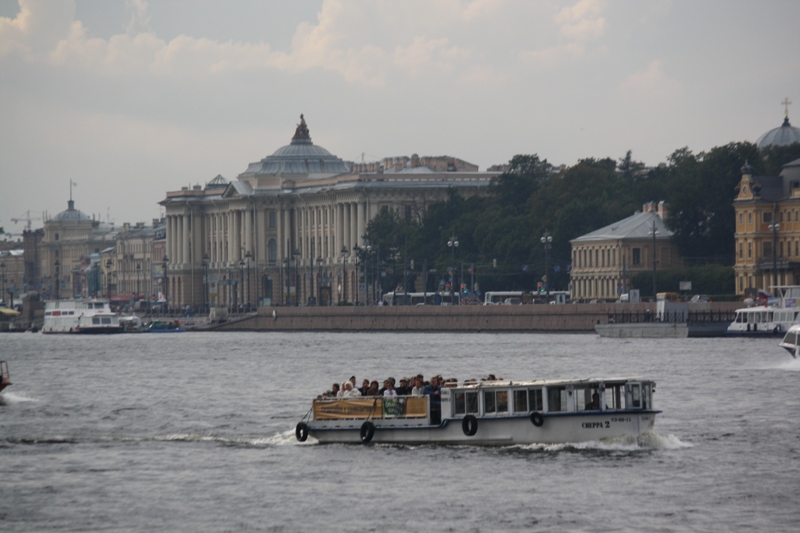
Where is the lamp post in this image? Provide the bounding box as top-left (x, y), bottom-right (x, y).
top-left (162, 256), bottom-right (169, 313)
top-left (769, 220), bottom-right (781, 296)
top-left (309, 253), bottom-right (315, 306)
top-left (238, 259), bottom-right (245, 312)
top-left (0, 262), bottom-right (5, 307)
top-left (284, 257), bottom-right (291, 306)
top-left (541, 230), bottom-right (553, 302)
top-left (354, 244), bottom-right (361, 306)
top-left (365, 243), bottom-right (372, 305)
top-left (105, 259), bottom-right (113, 298)
top-left (245, 251), bottom-right (252, 310)
top-left (341, 246), bottom-right (348, 304)
top-left (316, 257), bottom-right (324, 305)
top-left (447, 235), bottom-right (459, 303)
top-left (54, 260), bottom-right (60, 300)
top-left (202, 254), bottom-right (209, 312)
top-left (293, 250), bottom-right (300, 306)
top-left (649, 220), bottom-right (659, 300)
top-left (136, 262), bottom-right (141, 303)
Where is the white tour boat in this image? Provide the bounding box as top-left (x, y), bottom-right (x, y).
top-left (726, 286), bottom-right (800, 336)
top-left (295, 377), bottom-right (659, 445)
top-left (43, 299), bottom-right (123, 334)
top-left (778, 324), bottom-right (800, 358)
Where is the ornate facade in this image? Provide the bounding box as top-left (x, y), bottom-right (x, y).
top-left (161, 116), bottom-right (500, 307)
top-left (733, 159), bottom-right (800, 295)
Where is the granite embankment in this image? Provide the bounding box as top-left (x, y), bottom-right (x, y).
top-left (208, 302), bottom-right (741, 332)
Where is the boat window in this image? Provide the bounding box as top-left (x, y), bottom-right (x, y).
top-left (483, 390), bottom-right (508, 415)
top-left (605, 384), bottom-right (624, 410)
top-left (101, 317), bottom-right (111, 324)
top-left (92, 317), bottom-right (100, 325)
top-left (784, 331), bottom-right (798, 346)
top-left (513, 390), bottom-right (529, 412)
top-left (577, 385), bottom-right (602, 410)
top-left (547, 386), bottom-right (568, 412)
top-left (631, 384), bottom-right (641, 409)
top-left (453, 391), bottom-right (479, 415)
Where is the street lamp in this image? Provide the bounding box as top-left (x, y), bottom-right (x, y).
top-left (354, 244), bottom-right (361, 306)
top-left (202, 254), bottom-right (210, 311)
top-left (341, 246), bottom-right (349, 304)
top-left (245, 250), bottom-right (252, 310)
top-left (448, 235), bottom-right (459, 303)
top-left (649, 220), bottom-right (659, 300)
top-left (293, 250), bottom-right (300, 307)
top-left (162, 256), bottom-right (169, 313)
top-left (541, 230), bottom-right (553, 302)
top-left (105, 259), bottom-right (113, 298)
top-left (769, 220), bottom-right (781, 296)
top-left (238, 259), bottom-right (245, 312)
top-left (55, 260), bottom-right (60, 300)
top-left (365, 243), bottom-right (372, 305)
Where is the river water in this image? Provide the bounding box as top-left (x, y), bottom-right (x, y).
top-left (1, 331), bottom-right (798, 531)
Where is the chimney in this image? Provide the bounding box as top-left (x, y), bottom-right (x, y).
top-left (642, 202), bottom-right (657, 213)
top-left (657, 201), bottom-right (669, 222)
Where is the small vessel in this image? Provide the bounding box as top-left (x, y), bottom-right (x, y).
top-left (726, 286), bottom-right (800, 336)
top-left (144, 320), bottom-right (185, 333)
top-left (778, 324), bottom-right (800, 358)
top-left (119, 315), bottom-right (144, 332)
top-left (0, 360), bottom-right (11, 393)
top-left (295, 377), bottom-right (659, 445)
top-left (42, 299), bottom-right (123, 334)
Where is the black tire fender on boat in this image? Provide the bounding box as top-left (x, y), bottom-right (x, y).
top-left (295, 422), bottom-right (309, 442)
top-left (360, 421), bottom-right (375, 443)
top-left (530, 412), bottom-right (544, 427)
top-left (462, 415), bottom-right (478, 436)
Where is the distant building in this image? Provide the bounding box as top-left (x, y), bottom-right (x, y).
top-left (733, 158), bottom-right (800, 294)
top-left (570, 202), bottom-right (682, 300)
top-left (160, 115), bottom-right (501, 307)
top-left (0, 248), bottom-right (25, 305)
top-left (756, 98), bottom-right (800, 149)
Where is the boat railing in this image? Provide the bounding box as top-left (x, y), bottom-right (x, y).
top-left (313, 396), bottom-right (428, 421)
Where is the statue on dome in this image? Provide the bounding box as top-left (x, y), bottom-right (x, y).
top-left (293, 114), bottom-right (310, 140)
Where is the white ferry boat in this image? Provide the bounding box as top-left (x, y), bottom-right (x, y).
top-left (295, 377), bottom-right (659, 445)
top-left (726, 286), bottom-right (800, 336)
top-left (43, 299), bottom-right (123, 334)
top-left (778, 324), bottom-right (800, 358)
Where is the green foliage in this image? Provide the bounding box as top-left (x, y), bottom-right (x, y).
top-left (760, 142), bottom-right (800, 175)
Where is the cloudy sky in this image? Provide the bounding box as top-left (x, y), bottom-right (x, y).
top-left (1, 0), bottom-right (798, 229)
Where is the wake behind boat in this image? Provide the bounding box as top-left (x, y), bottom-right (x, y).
top-left (296, 377), bottom-right (659, 446)
top-left (43, 299), bottom-right (123, 334)
top-left (0, 361), bottom-right (11, 393)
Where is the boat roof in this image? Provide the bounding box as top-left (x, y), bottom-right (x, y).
top-left (456, 377), bottom-right (650, 389)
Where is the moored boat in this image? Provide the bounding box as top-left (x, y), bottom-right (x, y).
top-left (296, 377), bottom-right (659, 445)
top-left (726, 286), bottom-right (800, 336)
top-left (0, 360), bottom-right (11, 393)
top-left (144, 320), bottom-right (185, 333)
top-left (43, 299), bottom-right (123, 334)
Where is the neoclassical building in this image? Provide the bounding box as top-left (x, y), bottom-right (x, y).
top-left (161, 116), bottom-right (500, 307)
top-left (733, 158), bottom-right (800, 295)
top-left (570, 202), bottom-right (681, 300)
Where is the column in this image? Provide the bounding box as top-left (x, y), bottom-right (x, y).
top-left (357, 201), bottom-right (365, 247)
top-left (336, 203), bottom-right (343, 257)
top-left (182, 214), bottom-right (190, 266)
top-left (245, 207), bottom-right (253, 257)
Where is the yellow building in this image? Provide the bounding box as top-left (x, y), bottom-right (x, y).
top-left (570, 202), bottom-right (682, 300)
top-left (733, 158), bottom-right (800, 295)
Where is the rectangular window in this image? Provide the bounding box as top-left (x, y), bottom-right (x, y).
top-left (748, 212), bottom-right (752, 224)
top-left (453, 391), bottom-right (479, 415)
top-left (739, 213), bottom-right (743, 224)
top-left (764, 212), bottom-right (772, 223)
top-left (632, 248), bottom-right (641, 265)
top-left (748, 242), bottom-right (752, 258)
top-left (764, 242), bottom-right (773, 257)
top-left (483, 390), bottom-right (508, 415)
top-left (547, 386), bottom-right (568, 412)
top-left (268, 211), bottom-right (277, 228)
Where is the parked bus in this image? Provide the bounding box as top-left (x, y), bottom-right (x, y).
top-left (381, 291), bottom-right (460, 306)
top-left (483, 291), bottom-right (525, 305)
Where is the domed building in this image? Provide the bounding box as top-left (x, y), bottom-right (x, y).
top-left (756, 99), bottom-right (800, 149)
top-left (161, 116), bottom-right (499, 308)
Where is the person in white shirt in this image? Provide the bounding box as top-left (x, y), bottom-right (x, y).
top-left (383, 380), bottom-right (398, 397)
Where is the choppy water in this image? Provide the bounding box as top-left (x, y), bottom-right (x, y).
top-left (1, 331), bottom-right (799, 531)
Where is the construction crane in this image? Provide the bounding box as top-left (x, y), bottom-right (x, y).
top-left (11, 211), bottom-right (43, 231)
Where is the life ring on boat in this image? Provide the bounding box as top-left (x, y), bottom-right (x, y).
top-left (462, 415), bottom-right (478, 436)
top-left (360, 421), bottom-right (375, 443)
top-left (295, 422), bottom-right (309, 442)
top-left (530, 412), bottom-right (544, 427)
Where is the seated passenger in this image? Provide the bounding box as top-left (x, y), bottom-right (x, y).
top-left (342, 382), bottom-right (361, 397)
top-left (383, 379), bottom-right (398, 397)
top-left (586, 392), bottom-right (600, 410)
top-left (359, 379), bottom-right (370, 395)
top-left (395, 378), bottom-right (412, 396)
top-left (324, 383), bottom-right (340, 398)
top-left (423, 376), bottom-right (442, 424)
top-left (411, 375), bottom-right (425, 397)
top-left (365, 380), bottom-right (380, 396)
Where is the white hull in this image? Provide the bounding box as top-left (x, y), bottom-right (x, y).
top-left (43, 299), bottom-right (122, 334)
top-left (309, 411), bottom-right (656, 445)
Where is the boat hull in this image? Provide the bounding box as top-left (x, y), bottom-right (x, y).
top-left (308, 411), bottom-right (658, 446)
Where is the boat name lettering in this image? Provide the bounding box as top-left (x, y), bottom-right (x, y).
top-left (581, 421), bottom-right (610, 429)
top-left (611, 417), bottom-right (631, 423)
top-left (319, 404), bottom-right (375, 416)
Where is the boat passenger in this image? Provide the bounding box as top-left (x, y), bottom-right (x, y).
top-left (323, 383), bottom-right (340, 398)
top-left (423, 376), bottom-right (442, 424)
top-left (411, 376), bottom-right (425, 397)
top-left (586, 393), bottom-right (600, 410)
top-left (365, 380), bottom-right (380, 396)
top-left (342, 382), bottom-right (361, 398)
top-left (383, 380), bottom-right (398, 397)
top-left (359, 379), bottom-right (370, 395)
top-left (395, 378), bottom-right (412, 396)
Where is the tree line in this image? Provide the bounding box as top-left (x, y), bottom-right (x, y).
top-left (358, 141), bottom-right (800, 299)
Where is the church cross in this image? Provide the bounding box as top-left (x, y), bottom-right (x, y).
top-left (782, 97), bottom-right (792, 118)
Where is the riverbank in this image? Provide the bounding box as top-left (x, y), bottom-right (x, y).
top-left (205, 301), bottom-right (742, 333)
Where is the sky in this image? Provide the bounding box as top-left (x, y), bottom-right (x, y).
top-left (1, 0), bottom-right (799, 231)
